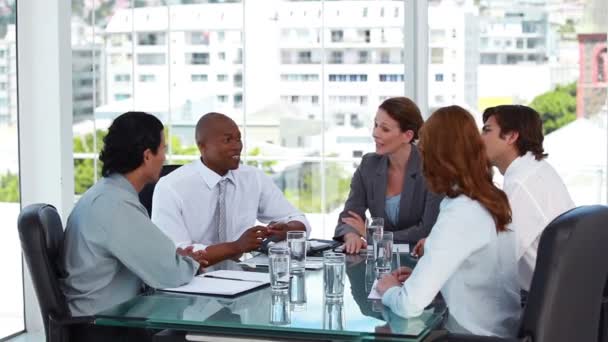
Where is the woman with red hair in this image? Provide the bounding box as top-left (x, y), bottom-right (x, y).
top-left (376, 106), bottom-right (521, 337)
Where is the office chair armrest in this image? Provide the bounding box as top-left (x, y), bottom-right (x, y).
top-left (49, 314), bottom-right (95, 326)
top-left (432, 333), bottom-right (520, 342)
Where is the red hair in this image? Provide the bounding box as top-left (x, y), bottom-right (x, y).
top-left (419, 106), bottom-right (511, 232)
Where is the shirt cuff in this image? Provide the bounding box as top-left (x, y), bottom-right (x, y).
top-left (381, 285), bottom-right (402, 308)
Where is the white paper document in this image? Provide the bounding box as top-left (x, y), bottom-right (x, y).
top-left (160, 270), bottom-right (270, 296)
top-left (368, 279), bottom-right (382, 300)
top-left (393, 244), bottom-right (410, 253)
top-left (241, 254), bottom-right (323, 270)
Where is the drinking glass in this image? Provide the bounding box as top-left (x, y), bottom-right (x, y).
top-left (323, 252), bottom-right (345, 300)
top-left (287, 231), bottom-right (307, 273)
top-left (269, 246), bottom-right (290, 290)
top-left (269, 290), bottom-right (291, 325)
top-left (366, 217), bottom-right (384, 254)
top-left (323, 300), bottom-right (345, 330)
top-left (373, 231), bottom-right (393, 278)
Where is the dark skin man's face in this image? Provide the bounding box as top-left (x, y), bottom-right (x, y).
top-left (199, 117), bottom-right (243, 176)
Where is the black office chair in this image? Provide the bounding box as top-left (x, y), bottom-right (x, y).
top-left (17, 203), bottom-right (93, 342)
top-left (139, 164), bottom-right (182, 217)
top-left (433, 205), bottom-right (608, 342)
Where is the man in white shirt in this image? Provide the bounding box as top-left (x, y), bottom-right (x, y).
top-left (152, 112), bottom-right (311, 265)
top-left (481, 104), bottom-right (574, 291)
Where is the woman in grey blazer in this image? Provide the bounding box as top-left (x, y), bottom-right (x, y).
top-left (334, 97), bottom-right (442, 254)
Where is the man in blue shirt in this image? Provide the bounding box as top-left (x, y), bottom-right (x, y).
top-left (61, 112), bottom-right (207, 340)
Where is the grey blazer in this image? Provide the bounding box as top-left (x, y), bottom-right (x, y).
top-left (334, 145), bottom-right (442, 243)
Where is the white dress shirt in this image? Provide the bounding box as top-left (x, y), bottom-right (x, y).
top-left (382, 195), bottom-right (521, 338)
top-left (152, 159), bottom-right (311, 251)
top-left (503, 152), bottom-right (575, 291)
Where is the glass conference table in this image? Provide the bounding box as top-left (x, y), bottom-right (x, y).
top-left (95, 252), bottom-right (447, 341)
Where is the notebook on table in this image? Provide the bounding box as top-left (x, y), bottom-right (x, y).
top-left (159, 270), bottom-right (270, 297)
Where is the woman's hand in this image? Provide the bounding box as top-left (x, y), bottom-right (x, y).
top-left (412, 238), bottom-right (426, 257)
top-left (390, 266), bottom-right (413, 282)
top-left (341, 211), bottom-right (366, 235)
top-left (343, 232), bottom-right (367, 254)
top-left (376, 273), bottom-right (401, 295)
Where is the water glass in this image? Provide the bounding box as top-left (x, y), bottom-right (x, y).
top-left (269, 246), bottom-right (290, 291)
top-left (364, 256), bottom-right (376, 293)
top-left (323, 300), bottom-right (345, 330)
top-left (373, 231), bottom-right (393, 277)
top-left (269, 290), bottom-right (291, 325)
top-left (287, 231), bottom-right (307, 273)
top-left (323, 252), bottom-right (345, 300)
top-left (366, 217), bottom-right (384, 253)
top-left (289, 270), bottom-right (307, 311)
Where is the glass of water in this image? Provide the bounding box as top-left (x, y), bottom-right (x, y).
top-left (289, 270), bottom-right (307, 311)
top-left (323, 300), bottom-right (345, 330)
top-left (373, 231), bottom-right (393, 278)
top-left (270, 290), bottom-right (291, 325)
top-left (366, 217), bottom-right (384, 254)
top-left (323, 252), bottom-right (345, 300)
top-left (287, 231), bottom-right (307, 273)
top-left (269, 246), bottom-right (290, 291)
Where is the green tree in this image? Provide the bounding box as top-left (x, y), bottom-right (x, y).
top-left (74, 130), bottom-right (106, 194)
top-left (0, 171), bottom-right (19, 202)
top-left (284, 162), bottom-right (351, 213)
top-left (529, 82), bottom-right (577, 135)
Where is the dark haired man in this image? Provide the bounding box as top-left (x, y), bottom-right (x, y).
top-left (61, 112), bottom-right (206, 320)
top-left (152, 112), bottom-right (310, 265)
top-left (481, 105), bottom-right (574, 291)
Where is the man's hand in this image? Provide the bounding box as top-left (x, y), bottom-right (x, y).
top-left (390, 266), bottom-right (413, 282)
top-left (267, 221), bottom-right (289, 241)
top-left (376, 273), bottom-right (401, 296)
top-left (176, 246), bottom-right (209, 272)
top-left (341, 211), bottom-right (365, 235)
top-left (343, 232), bottom-right (367, 254)
top-left (233, 226), bottom-right (270, 253)
top-left (412, 238), bottom-right (426, 257)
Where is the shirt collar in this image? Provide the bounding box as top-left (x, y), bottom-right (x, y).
top-left (106, 173), bottom-right (138, 196)
top-left (196, 158), bottom-right (236, 189)
top-left (504, 151), bottom-right (536, 179)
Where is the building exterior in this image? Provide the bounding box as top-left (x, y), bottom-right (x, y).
top-left (576, 0), bottom-right (607, 118)
top-left (478, 0), bottom-right (554, 65)
top-left (0, 24), bottom-right (16, 125)
top-left (101, 1), bottom-right (478, 148)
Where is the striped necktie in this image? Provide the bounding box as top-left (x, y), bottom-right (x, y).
top-left (216, 178), bottom-right (229, 243)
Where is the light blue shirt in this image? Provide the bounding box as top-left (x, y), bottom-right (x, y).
top-left (382, 195), bottom-right (521, 337)
top-left (61, 174), bottom-right (199, 316)
top-left (384, 194), bottom-right (401, 226)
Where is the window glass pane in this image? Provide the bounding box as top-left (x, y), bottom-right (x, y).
top-left (323, 0), bottom-right (404, 238)
top-left (0, 0), bottom-right (23, 338)
top-left (429, 0), bottom-right (608, 205)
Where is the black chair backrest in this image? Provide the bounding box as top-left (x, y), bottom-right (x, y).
top-left (17, 203), bottom-right (71, 339)
top-left (139, 164), bottom-right (181, 217)
top-left (520, 205), bottom-right (608, 342)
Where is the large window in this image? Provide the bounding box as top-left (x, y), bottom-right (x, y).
top-left (0, 1), bottom-right (23, 338)
top-left (429, 0), bottom-right (607, 205)
top-left (71, 0), bottom-right (607, 245)
top-left (71, 0), bottom-right (411, 239)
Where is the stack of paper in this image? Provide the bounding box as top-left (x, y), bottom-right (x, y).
top-left (160, 270), bottom-right (270, 296)
top-left (241, 254), bottom-right (323, 270)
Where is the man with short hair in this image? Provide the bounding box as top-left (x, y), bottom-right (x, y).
top-left (152, 112), bottom-right (311, 265)
top-left (61, 112), bottom-right (205, 320)
top-left (481, 105), bottom-right (575, 291)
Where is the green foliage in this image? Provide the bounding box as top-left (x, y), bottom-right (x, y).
top-left (284, 163), bottom-right (351, 213)
top-left (0, 171), bottom-right (19, 203)
top-left (245, 147), bottom-right (277, 175)
top-left (529, 82), bottom-right (577, 135)
top-left (73, 130), bottom-right (106, 194)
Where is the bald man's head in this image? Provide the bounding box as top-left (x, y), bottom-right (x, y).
top-left (195, 112), bottom-right (242, 176)
top-left (195, 112), bottom-right (234, 146)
